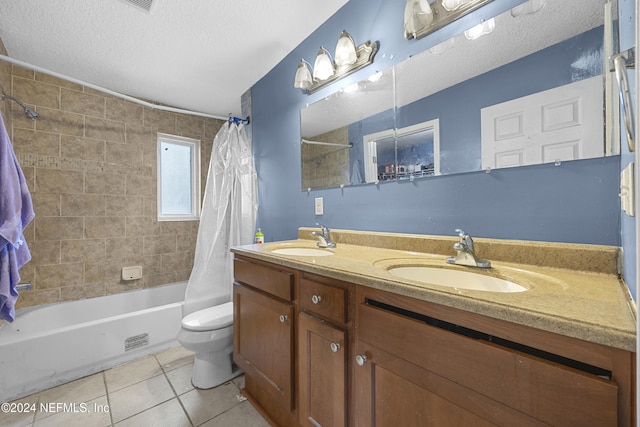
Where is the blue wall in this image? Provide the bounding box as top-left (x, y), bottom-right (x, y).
top-left (250, 0), bottom-right (622, 251)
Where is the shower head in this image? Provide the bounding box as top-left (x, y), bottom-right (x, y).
top-left (23, 106), bottom-right (39, 120)
top-left (1, 93), bottom-right (39, 120)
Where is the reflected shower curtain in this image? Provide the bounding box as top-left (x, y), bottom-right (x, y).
top-left (183, 122), bottom-right (258, 315)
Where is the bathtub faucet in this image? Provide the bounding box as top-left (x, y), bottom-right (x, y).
top-left (15, 282), bottom-right (33, 291)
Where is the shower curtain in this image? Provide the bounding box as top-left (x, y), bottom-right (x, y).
top-left (183, 121), bottom-right (258, 315)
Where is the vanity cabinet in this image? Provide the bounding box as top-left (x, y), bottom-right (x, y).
top-left (297, 273), bottom-right (353, 427)
top-left (354, 286), bottom-right (632, 427)
top-left (233, 255), bottom-right (634, 427)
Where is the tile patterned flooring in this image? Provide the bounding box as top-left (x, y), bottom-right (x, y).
top-left (1, 346), bottom-right (269, 427)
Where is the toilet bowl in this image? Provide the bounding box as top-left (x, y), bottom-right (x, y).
top-left (177, 302), bottom-right (241, 389)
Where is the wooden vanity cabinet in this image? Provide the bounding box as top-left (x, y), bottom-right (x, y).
top-left (297, 273), bottom-right (354, 427)
top-left (354, 286), bottom-right (634, 427)
top-left (233, 255), bottom-right (634, 427)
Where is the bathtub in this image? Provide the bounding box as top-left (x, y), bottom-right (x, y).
top-left (0, 281), bottom-right (187, 403)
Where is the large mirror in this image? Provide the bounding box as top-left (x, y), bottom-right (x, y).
top-left (300, 0), bottom-right (617, 190)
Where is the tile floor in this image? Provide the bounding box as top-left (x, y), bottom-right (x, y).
top-left (1, 346), bottom-right (270, 427)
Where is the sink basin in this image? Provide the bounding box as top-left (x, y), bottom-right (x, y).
top-left (387, 266), bottom-right (527, 293)
top-left (271, 247), bottom-right (334, 257)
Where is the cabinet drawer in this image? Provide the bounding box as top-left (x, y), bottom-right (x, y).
top-left (300, 275), bottom-right (348, 325)
top-left (358, 301), bottom-right (618, 426)
top-left (234, 257), bottom-right (294, 301)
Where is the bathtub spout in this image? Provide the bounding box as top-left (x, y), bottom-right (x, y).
top-left (15, 282), bottom-right (33, 291)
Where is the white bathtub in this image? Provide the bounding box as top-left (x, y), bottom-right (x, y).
top-left (0, 281), bottom-right (186, 402)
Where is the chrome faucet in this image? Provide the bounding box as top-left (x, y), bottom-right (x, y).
top-left (310, 223), bottom-right (336, 248)
top-left (446, 229), bottom-right (491, 268)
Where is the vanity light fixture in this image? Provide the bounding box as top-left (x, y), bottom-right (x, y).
top-left (404, 0), bottom-right (494, 40)
top-left (293, 30), bottom-right (379, 94)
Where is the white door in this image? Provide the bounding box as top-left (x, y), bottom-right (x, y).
top-left (481, 76), bottom-right (603, 170)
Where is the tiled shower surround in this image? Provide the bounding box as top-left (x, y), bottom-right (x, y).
top-left (1, 47), bottom-right (223, 309)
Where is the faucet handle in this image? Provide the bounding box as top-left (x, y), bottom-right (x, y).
top-left (316, 222), bottom-right (330, 235)
top-left (454, 228), bottom-right (468, 241)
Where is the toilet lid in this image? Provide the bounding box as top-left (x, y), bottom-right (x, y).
top-left (182, 302), bottom-right (234, 331)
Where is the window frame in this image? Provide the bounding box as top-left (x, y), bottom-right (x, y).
top-left (157, 133), bottom-right (201, 222)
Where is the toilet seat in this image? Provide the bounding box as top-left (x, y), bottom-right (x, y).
top-left (182, 302), bottom-right (234, 332)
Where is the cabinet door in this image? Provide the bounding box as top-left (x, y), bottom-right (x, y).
top-left (298, 312), bottom-right (347, 427)
top-left (233, 283), bottom-right (294, 411)
top-left (353, 341), bottom-right (549, 427)
top-left (358, 302), bottom-right (618, 426)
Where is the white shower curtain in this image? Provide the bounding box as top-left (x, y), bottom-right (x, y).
top-left (183, 122), bottom-right (258, 315)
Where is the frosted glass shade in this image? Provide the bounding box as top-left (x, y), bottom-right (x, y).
top-left (313, 47), bottom-right (334, 81)
top-left (442, 0), bottom-right (463, 11)
top-left (293, 60), bottom-right (313, 89)
top-left (335, 30), bottom-right (357, 67)
top-left (404, 0), bottom-right (434, 37)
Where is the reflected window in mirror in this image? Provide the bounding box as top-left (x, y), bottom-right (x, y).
top-left (363, 119), bottom-right (440, 182)
top-left (396, 120), bottom-right (440, 181)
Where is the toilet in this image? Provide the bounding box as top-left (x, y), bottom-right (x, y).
top-left (177, 302), bottom-right (241, 389)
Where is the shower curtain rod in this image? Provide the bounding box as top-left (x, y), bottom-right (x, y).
top-left (301, 138), bottom-right (353, 148)
top-left (0, 54), bottom-right (230, 121)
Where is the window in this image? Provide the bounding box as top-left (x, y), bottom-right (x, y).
top-left (157, 133), bottom-right (201, 221)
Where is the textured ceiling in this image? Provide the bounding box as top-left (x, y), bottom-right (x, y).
top-left (0, 0), bottom-right (348, 117)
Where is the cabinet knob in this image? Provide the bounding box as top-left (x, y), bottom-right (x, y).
top-left (279, 314), bottom-right (288, 323)
top-left (330, 342), bottom-right (341, 353)
top-left (311, 295), bottom-right (322, 304)
top-left (355, 354), bottom-right (367, 366)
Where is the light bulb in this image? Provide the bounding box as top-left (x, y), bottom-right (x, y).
top-left (313, 47), bottom-right (334, 81)
top-left (335, 30), bottom-right (358, 67)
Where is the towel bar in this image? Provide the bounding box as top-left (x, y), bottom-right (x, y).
top-left (611, 46), bottom-right (635, 152)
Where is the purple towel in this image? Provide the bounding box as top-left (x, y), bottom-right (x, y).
top-left (0, 112), bottom-right (34, 322)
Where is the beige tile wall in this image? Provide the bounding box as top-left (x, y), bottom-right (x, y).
top-left (0, 40), bottom-right (11, 129)
top-left (1, 59), bottom-right (224, 309)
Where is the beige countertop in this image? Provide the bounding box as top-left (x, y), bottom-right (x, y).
top-left (231, 228), bottom-right (637, 352)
